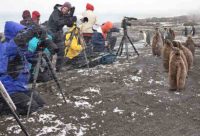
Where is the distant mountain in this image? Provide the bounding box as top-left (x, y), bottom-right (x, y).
top-left (140, 14), bottom-right (200, 24)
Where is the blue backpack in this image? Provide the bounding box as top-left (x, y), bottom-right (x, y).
top-left (100, 53), bottom-right (116, 64)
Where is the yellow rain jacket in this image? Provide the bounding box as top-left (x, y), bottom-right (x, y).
top-left (64, 26), bottom-right (83, 59)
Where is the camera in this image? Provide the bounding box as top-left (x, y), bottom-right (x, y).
top-left (121, 16), bottom-right (137, 30)
top-left (37, 38), bottom-right (58, 54)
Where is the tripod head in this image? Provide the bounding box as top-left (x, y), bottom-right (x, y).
top-left (121, 16), bottom-right (137, 31)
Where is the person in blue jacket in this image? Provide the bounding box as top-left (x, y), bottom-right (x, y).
top-left (0, 21), bottom-right (45, 115)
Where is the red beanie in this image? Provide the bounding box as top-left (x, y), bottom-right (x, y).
top-left (32, 11), bottom-right (40, 21)
top-left (101, 21), bottom-right (113, 39)
top-left (22, 10), bottom-right (31, 19)
top-left (101, 21), bottom-right (113, 33)
top-left (61, 2), bottom-right (72, 10)
top-left (86, 3), bottom-right (94, 11)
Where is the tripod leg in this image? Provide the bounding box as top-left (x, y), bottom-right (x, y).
top-left (124, 38), bottom-right (129, 60)
top-left (126, 35), bottom-right (139, 56)
top-left (119, 37), bottom-right (125, 56)
top-left (43, 53), bottom-right (67, 104)
top-left (116, 36), bottom-right (125, 56)
top-left (27, 52), bottom-right (43, 119)
top-left (78, 30), bottom-right (90, 68)
top-left (0, 82), bottom-right (30, 136)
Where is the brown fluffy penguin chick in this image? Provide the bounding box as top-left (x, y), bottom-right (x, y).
top-left (152, 31), bottom-right (163, 56)
top-left (162, 39), bottom-right (173, 72)
top-left (172, 41), bottom-right (193, 70)
top-left (169, 47), bottom-right (187, 91)
top-left (185, 36), bottom-right (195, 56)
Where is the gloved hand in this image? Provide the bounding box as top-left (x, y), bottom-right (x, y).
top-left (65, 16), bottom-right (77, 27)
top-left (71, 16), bottom-right (77, 23)
top-left (81, 17), bottom-right (88, 23)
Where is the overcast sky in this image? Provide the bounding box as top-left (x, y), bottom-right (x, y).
top-left (0, 0), bottom-right (200, 31)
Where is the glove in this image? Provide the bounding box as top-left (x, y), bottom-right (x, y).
top-left (71, 16), bottom-right (77, 22)
top-left (65, 16), bottom-right (77, 27)
top-left (81, 17), bottom-right (88, 23)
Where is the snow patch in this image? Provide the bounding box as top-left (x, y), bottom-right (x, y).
top-left (74, 100), bottom-right (94, 109)
top-left (149, 112), bottom-right (154, 116)
top-left (148, 78), bottom-right (164, 85)
top-left (144, 107), bottom-right (149, 112)
top-left (7, 125), bottom-right (21, 134)
top-left (131, 112), bottom-right (137, 117)
top-left (137, 69), bottom-right (143, 75)
top-left (39, 114), bottom-right (56, 124)
top-left (113, 107), bottom-right (124, 114)
top-left (73, 96), bottom-right (90, 100)
top-left (5, 117), bottom-right (15, 121)
top-left (75, 126), bottom-right (87, 136)
top-left (101, 111), bottom-right (107, 116)
top-left (144, 90), bottom-right (157, 96)
top-left (84, 87), bottom-right (101, 95)
top-left (81, 113), bottom-right (90, 119)
top-left (27, 117), bottom-right (35, 123)
top-left (130, 76), bottom-right (142, 82)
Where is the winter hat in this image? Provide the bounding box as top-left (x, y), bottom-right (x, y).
top-left (32, 11), bottom-right (40, 21)
top-left (22, 10), bottom-right (31, 19)
top-left (101, 21), bottom-right (113, 33)
top-left (61, 2), bottom-right (72, 10)
top-left (86, 3), bottom-right (94, 11)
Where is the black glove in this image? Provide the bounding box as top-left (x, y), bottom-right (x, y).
top-left (71, 16), bottom-right (77, 22)
top-left (81, 17), bottom-right (88, 23)
top-left (65, 16), bottom-right (77, 27)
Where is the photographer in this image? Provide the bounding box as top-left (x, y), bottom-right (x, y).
top-left (80, 3), bottom-right (97, 44)
top-left (20, 10), bottom-right (32, 26)
top-left (0, 21), bottom-right (45, 115)
top-left (91, 22), bottom-right (113, 52)
top-left (48, 2), bottom-right (77, 72)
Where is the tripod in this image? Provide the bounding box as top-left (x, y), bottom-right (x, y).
top-left (116, 17), bottom-right (139, 60)
top-left (27, 50), bottom-right (67, 118)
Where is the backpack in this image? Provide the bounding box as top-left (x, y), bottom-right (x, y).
top-left (64, 26), bottom-right (83, 59)
top-left (100, 53), bottom-right (116, 64)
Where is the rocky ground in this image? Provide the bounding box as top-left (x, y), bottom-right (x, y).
top-left (1, 29), bottom-right (200, 136)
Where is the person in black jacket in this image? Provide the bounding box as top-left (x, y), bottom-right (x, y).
top-left (48, 2), bottom-right (77, 72)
